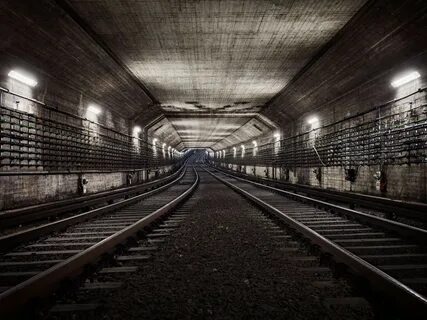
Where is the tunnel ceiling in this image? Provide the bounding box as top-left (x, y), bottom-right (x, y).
top-left (145, 112), bottom-right (276, 150)
top-left (61, 0), bottom-right (367, 149)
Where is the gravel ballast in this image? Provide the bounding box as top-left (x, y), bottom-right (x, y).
top-left (72, 170), bottom-right (375, 320)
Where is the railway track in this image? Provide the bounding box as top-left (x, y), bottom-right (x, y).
top-left (45, 167), bottom-right (375, 319)
top-left (1, 159), bottom-right (425, 318)
top-left (205, 166), bottom-right (427, 317)
top-left (47, 193), bottom-right (202, 319)
top-left (0, 165), bottom-right (199, 317)
top-left (0, 162), bottom-right (188, 232)
top-left (211, 166), bottom-right (427, 224)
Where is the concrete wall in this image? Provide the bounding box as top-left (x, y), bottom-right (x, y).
top-left (217, 162), bottom-right (427, 203)
top-left (282, 68), bottom-right (427, 202)
top-left (0, 164), bottom-right (176, 210)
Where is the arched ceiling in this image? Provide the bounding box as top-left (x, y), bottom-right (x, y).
top-left (60, 0), bottom-right (368, 149)
top-left (65, 0), bottom-right (366, 112)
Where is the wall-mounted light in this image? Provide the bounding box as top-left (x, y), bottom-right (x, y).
top-left (307, 116), bottom-right (319, 125)
top-left (133, 126), bottom-right (141, 134)
top-left (274, 132), bottom-right (281, 154)
top-left (252, 141), bottom-right (258, 156)
top-left (161, 143), bottom-right (166, 158)
top-left (391, 71), bottom-right (421, 88)
top-left (88, 105), bottom-right (102, 115)
top-left (8, 70), bottom-right (38, 87)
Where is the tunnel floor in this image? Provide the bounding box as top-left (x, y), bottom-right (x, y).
top-left (48, 170), bottom-right (374, 320)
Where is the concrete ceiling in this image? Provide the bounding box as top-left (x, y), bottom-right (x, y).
top-left (262, 0), bottom-right (427, 127)
top-left (67, 0), bottom-right (366, 112)
top-left (144, 112), bottom-right (276, 150)
top-left (0, 0), bottom-right (155, 123)
top-left (62, 0), bottom-right (367, 149)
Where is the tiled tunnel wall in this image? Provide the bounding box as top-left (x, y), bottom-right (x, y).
top-left (212, 77), bottom-right (427, 203)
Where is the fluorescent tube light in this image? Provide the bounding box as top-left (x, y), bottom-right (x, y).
top-left (391, 71), bottom-right (421, 88)
top-left (307, 117), bottom-right (319, 125)
top-left (8, 70), bottom-right (38, 87)
top-left (88, 105), bottom-right (101, 115)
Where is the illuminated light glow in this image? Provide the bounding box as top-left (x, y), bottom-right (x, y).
top-left (8, 70), bottom-right (38, 87)
top-left (88, 105), bottom-right (102, 115)
top-left (161, 143), bottom-right (166, 158)
top-left (133, 126), bottom-right (141, 134)
top-left (307, 116), bottom-right (319, 125)
top-left (241, 144), bottom-right (245, 158)
top-left (222, 150), bottom-right (226, 157)
top-left (252, 140), bottom-right (258, 156)
top-left (152, 138), bottom-right (158, 157)
top-left (233, 147), bottom-right (237, 158)
top-left (274, 133), bottom-right (281, 154)
top-left (391, 71), bottom-right (421, 88)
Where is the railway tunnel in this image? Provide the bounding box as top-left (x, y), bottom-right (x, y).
top-left (0, 0), bottom-right (427, 318)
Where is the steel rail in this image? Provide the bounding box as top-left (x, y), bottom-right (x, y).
top-left (0, 166), bottom-right (199, 317)
top-left (0, 161), bottom-right (188, 228)
top-left (212, 166), bottom-right (427, 222)
top-left (204, 167), bottom-right (427, 318)
top-left (213, 167), bottom-right (427, 244)
top-left (0, 165), bottom-right (189, 253)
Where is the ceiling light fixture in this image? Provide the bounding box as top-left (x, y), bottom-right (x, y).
top-left (391, 71), bottom-right (421, 88)
top-left (88, 105), bottom-right (101, 115)
top-left (8, 70), bottom-right (38, 87)
top-left (307, 117), bottom-right (319, 125)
